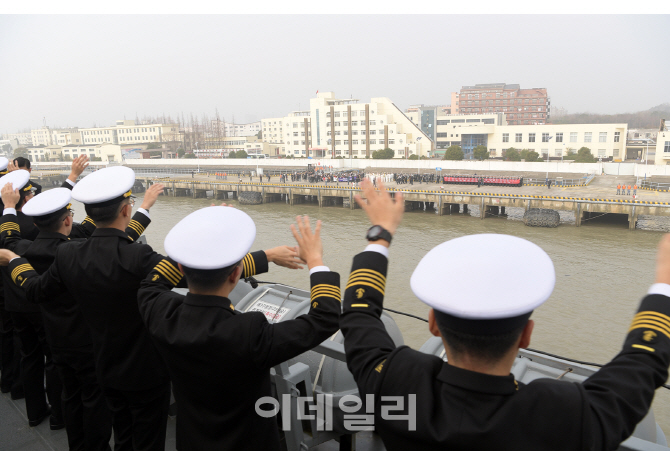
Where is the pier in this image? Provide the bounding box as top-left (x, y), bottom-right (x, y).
top-left (136, 178), bottom-right (670, 231)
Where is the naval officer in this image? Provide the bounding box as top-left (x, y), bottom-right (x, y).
top-left (137, 208), bottom-right (341, 451)
top-left (339, 178), bottom-right (670, 451)
top-left (0, 170), bottom-right (64, 428)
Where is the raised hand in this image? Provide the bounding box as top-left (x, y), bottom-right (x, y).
top-left (354, 178), bottom-right (404, 236)
top-left (1, 182), bottom-right (20, 209)
top-left (68, 155), bottom-right (90, 182)
top-left (265, 245), bottom-right (304, 270)
top-left (289, 216), bottom-right (323, 270)
top-left (139, 183), bottom-right (165, 210)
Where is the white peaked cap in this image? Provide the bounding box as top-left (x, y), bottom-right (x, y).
top-left (411, 234), bottom-right (555, 321)
top-left (71, 166), bottom-right (135, 205)
top-left (0, 157), bottom-right (8, 172)
top-left (22, 188), bottom-right (72, 217)
top-left (0, 170), bottom-right (31, 192)
top-left (164, 206), bottom-right (256, 270)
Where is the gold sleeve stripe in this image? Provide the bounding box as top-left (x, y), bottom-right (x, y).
top-left (631, 312), bottom-right (670, 328)
top-left (351, 304), bottom-right (369, 308)
top-left (242, 255), bottom-right (249, 277)
top-left (629, 317), bottom-right (670, 334)
top-left (345, 277), bottom-right (385, 295)
top-left (11, 264), bottom-right (34, 283)
top-left (311, 285), bottom-right (341, 297)
top-left (242, 253), bottom-right (256, 277)
top-left (82, 216), bottom-right (96, 226)
top-left (154, 267), bottom-right (180, 285)
top-left (156, 260), bottom-right (182, 281)
top-left (311, 285), bottom-right (341, 301)
top-left (0, 223), bottom-right (20, 232)
top-left (632, 344), bottom-right (655, 352)
top-left (127, 222), bottom-right (143, 235)
top-left (348, 269), bottom-right (386, 285)
top-left (129, 220), bottom-right (145, 234)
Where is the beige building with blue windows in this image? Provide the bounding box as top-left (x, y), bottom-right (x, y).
top-left (405, 109), bottom-right (627, 161)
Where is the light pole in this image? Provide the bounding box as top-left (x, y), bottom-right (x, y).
top-left (545, 135), bottom-right (554, 179)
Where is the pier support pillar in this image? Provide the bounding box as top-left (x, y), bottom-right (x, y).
top-left (480, 198), bottom-right (486, 219)
top-left (500, 206), bottom-right (506, 215)
top-left (574, 203), bottom-right (582, 227)
top-left (437, 196), bottom-right (443, 216)
top-left (629, 206), bottom-right (637, 231)
top-left (526, 199), bottom-right (531, 211)
top-left (463, 204), bottom-right (468, 214)
top-left (171, 182), bottom-right (176, 197)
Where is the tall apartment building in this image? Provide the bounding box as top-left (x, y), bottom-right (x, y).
top-left (29, 127), bottom-right (82, 147)
top-left (261, 92), bottom-right (432, 159)
top-left (455, 83), bottom-right (550, 125)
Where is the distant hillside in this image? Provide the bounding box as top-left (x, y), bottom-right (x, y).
top-left (551, 103), bottom-right (670, 129)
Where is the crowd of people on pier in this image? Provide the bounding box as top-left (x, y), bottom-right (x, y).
top-left (1, 156), bottom-right (669, 451)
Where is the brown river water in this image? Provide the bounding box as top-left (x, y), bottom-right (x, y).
top-left (70, 192), bottom-right (670, 432)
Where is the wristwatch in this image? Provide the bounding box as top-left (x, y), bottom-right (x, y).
top-left (366, 225), bottom-right (392, 244)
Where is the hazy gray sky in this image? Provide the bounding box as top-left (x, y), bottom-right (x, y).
top-left (1, 14), bottom-right (668, 132)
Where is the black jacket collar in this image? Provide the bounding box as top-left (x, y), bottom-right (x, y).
top-left (184, 293), bottom-right (236, 313)
top-left (91, 228), bottom-right (133, 241)
top-left (35, 231), bottom-right (70, 241)
top-left (437, 363), bottom-right (518, 395)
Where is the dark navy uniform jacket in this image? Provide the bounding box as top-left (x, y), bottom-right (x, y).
top-left (340, 250), bottom-right (670, 451)
top-left (137, 253), bottom-right (341, 451)
top-left (9, 223), bottom-right (175, 391)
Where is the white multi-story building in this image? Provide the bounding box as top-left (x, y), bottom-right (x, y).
top-left (261, 117), bottom-right (284, 146)
top-left (261, 92), bottom-right (431, 159)
top-left (210, 120), bottom-right (261, 137)
top-left (31, 127), bottom-right (53, 146)
top-left (27, 144), bottom-right (122, 163)
top-left (4, 132), bottom-right (32, 146)
top-left (430, 113), bottom-right (627, 161)
top-left (80, 120), bottom-right (181, 145)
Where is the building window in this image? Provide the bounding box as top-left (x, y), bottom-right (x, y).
top-left (502, 133), bottom-right (509, 143)
top-left (664, 142), bottom-right (670, 153)
top-left (351, 111), bottom-right (357, 117)
top-left (388, 139), bottom-right (394, 144)
top-left (361, 139), bottom-right (366, 144)
top-left (515, 133), bottom-right (522, 143)
top-left (293, 132), bottom-right (298, 136)
top-left (529, 133), bottom-right (536, 143)
top-left (369, 130), bottom-right (376, 135)
top-left (584, 132), bottom-right (592, 143)
top-left (542, 133), bottom-right (550, 142)
top-left (335, 140), bottom-right (341, 145)
top-left (352, 140), bottom-right (358, 145)
top-left (370, 139), bottom-right (376, 145)
top-left (614, 132), bottom-right (620, 143)
top-left (555, 132), bottom-right (563, 143)
top-left (599, 132), bottom-right (607, 142)
top-left (614, 149), bottom-right (620, 157)
top-left (334, 112), bottom-right (340, 117)
top-left (369, 120), bottom-right (375, 126)
top-left (554, 149), bottom-right (562, 157)
top-left (598, 149), bottom-right (606, 156)
top-left (293, 141), bottom-right (299, 145)
top-left (570, 132), bottom-right (578, 143)
top-left (334, 122), bottom-right (340, 127)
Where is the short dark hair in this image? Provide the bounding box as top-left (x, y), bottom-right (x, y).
top-left (14, 157), bottom-right (31, 169)
top-left (181, 261), bottom-right (241, 292)
top-left (435, 311), bottom-right (526, 364)
top-left (33, 210), bottom-right (70, 233)
top-left (84, 199), bottom-right (127, 226)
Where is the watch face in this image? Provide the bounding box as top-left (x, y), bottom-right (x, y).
top-left (367, 225), bottom-right (382, 239)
